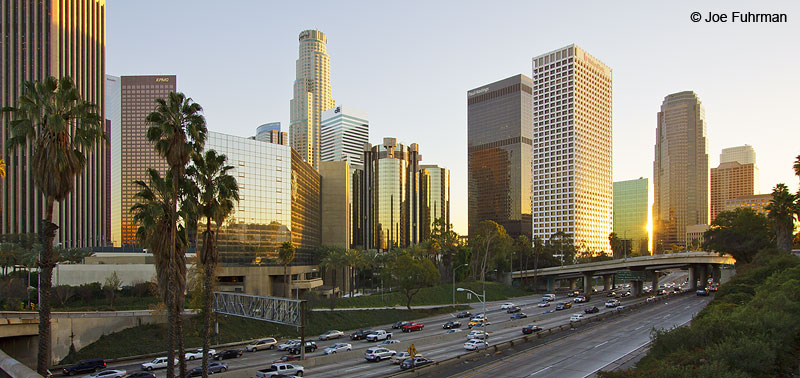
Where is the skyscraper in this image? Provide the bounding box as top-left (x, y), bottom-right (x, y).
top-left (467, 75), bottom-right (533, 240)
top-left (720, 145), bottom-right (756, 165)
top-left (106, 75), bottom-right (122, 246)
top-left (118, 75), bottom-right (176, 246)
top-left (532, 45), bottom-right (613, 253)
top-left (290, 29), bottom-right (335, 171)
top-left (613, 178), bottom-right (649, 256)
top-left (321, 106), bottom-right (369, 166)
top-left (710, 161), bottom-right (757, 222)
top-left (1, 0), bottom-right (109, 248)
top-left (419, 165), bottom-right (450, 241)
top-left (254, 122), bottom-right (287, 145)
top-left (653, 91), bottom-right (709, 251)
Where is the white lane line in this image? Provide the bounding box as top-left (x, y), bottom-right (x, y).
top-left (531, 366), bottom-right (552, 375)
top-left (633, 325), bottom-right (644, 331)
top-left (593, 341), bottom-right (609, 348)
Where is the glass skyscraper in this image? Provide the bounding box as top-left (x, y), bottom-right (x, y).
top-left (613, 178), bottom-right (649, 256)
top-left (254, 122), bottom-right (287, 145)
top-left (419, 165), bottom-right (450, 241)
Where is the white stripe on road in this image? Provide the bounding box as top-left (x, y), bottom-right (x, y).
top-left (593, 341), bottom-right (608, 348)
top-left (531, 366), bottom-right (552, 375)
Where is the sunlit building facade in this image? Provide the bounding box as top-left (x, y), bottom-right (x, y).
top-left (321, 106), bottom-right (369, 166)
top-left (710, 161), bottom-right (757, 222)
top-left (419, 165), bottom-right (450, 241)
top-left (290, 29), bottom-right (335, 170)
top-left (532, 45), bottom-right (613, 253)
top-left (106, 75), bottom-right (122, 246)
top-left (613, 178), bottom-right (649, 256)
top-left (724, 194), bottom-right (771, 216)
top-left (254, 122), bottom-right (287, 145)
top-left (653, 91), bottom-right (709, 251)
top-left (1, 0), bottom-right (109, 248)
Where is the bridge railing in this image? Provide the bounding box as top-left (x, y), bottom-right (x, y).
top-left (0, 349), bottom-right (41, 378)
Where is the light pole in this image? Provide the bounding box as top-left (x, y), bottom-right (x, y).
top-left (457, 287), bottom-right (488, 336)
top-left (452, 264), bottom-right (468, 308)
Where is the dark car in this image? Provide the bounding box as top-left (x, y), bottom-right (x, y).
top-left (456, 311), bottom-right (472, 318)
top-left (400, 356), bottom-right (433, 370)
top-left (215, 349), bottom-right (243, 360)
top-left (273, 355), bottom-right (301, 363)
top-left (522, 324), bottom-right (542, 334)
top-left (392, 321), bottom-right (411, 329)
top-left (510, 312), bottom-right (527, 320)
top-left (555, 302), bottom-right (572, 310)
top-left (606, 291), bottom-right (616, 297)
top-left (567, 290), bottom-right (579, 297)
top-left (122, 373), bottom-right (156, 378)
top-left (351, 329), bottom-right (374, 340)
top-left (187, 362), bottom-right (227, 377)
top-left (442, 321), bottom-right (461, 329)
top-left (289, 341), bottom-right (318, 355)
top-left (62, 359), bottom-right (106, 375)
top-left (584, 306), bottom-right (600, 314)
top-left (696, 289), bottom-right (709, 296)
top-left (506, 306), bottom-right (521, 314)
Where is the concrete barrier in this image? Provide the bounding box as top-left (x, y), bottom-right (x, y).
top-left (0, 349), bottom-right (42, 378)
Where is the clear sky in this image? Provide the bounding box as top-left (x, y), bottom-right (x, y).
top-left (107, 0), bottom-right (799, 235)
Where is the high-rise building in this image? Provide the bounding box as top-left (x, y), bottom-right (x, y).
top-left (467, 75), bottom-right (533, 240)
top-left (254, 122), bottom-right (287, 145)
top-left (720, 145), bottom-right (756, 165)
top-left (711, 161), bottom-right (757, 222)
top-left (106, 75), bottom-right (122, 246)
top-left (653, 91), bottom-right (709, 251)
top-left (419, 165), bottom-right (450, 241)
top-left (290, 29), bottom-right (335, 171)
top-left (724, 194), bottom-right (772, 216)
top-left (1, 0), bottom-right (109, 248)
top-left (319, 161), bottom-right (351, 249)
top-left (118, 75), bottom-right (176, 246)
top-left (612, 178), bottom-right (649, 257)
top-left (321, 106), bottom-right (369, 166)
top-left (532, 45), bottom-right (613, 253)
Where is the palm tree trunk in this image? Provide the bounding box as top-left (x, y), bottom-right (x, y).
top-left (176, 298), bottom-right (186, 378)
top-left (202, 224), bottom-right (214, 378)
top-left (166, 172), bottom-right (179, 378)
top-left (166, 267), bottom-right (176, 378)
top-left (284, 264), bottom-right (288, 298)
top-left (329, 268), bottom-right (337, 310)
top-left (36, 198), bottom-right (58, 375)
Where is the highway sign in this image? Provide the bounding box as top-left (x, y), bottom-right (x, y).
top-left (408, 344), bottom-right (417, 357)
top-left (615, 271), bottom-right (646, 281)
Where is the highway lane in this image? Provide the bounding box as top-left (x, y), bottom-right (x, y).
top-left (438, 294), bottom-right (709, 378)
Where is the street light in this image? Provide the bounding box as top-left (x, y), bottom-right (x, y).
top-left (452, 264), bottom-right (468, 308)
top-left (457, 287), bottom-right (488, 336)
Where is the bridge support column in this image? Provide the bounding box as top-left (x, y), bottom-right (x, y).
top-left (546, 277), bottom-right (554, 292)
top-left (631, 280), bottom-right (643, 297)
top-left (569, 278), bottom-right (577, 291)
top-left (603, 275), bottom-right (612, 291)
top-left (699, 264), bottom-right (708, 288)
top-left (688, 265), bottom-right (697, 291)
top-left (651, 271), bottom-right (659, 292)
top-left (583, 272), bottom-right (593, 295)
top-left (712, 264), bottom-right (721, 284)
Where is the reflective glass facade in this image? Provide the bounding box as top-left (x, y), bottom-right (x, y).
top-left (613, 178), bottom-right (649, 255)
top-left (419, 165), bottom-right (450, 241)
top-left (106, 75), bottom-right (122, 246)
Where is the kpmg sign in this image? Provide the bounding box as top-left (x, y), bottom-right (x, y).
top-left (468, 87), bottom-right (489, 97)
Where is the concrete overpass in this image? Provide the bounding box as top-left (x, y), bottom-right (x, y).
top-left (512, 251), bottom-right (735, 296)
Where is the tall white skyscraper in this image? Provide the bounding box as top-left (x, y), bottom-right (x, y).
top-left (290, 29), bottom-right (335, 171)
top-left (532, 44), bottom-right (613, 253)
top-left (321, 106), bottom-right (369, 166)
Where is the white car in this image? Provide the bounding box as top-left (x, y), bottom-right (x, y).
top-left (324, 342), bottom-right (352, 354)
top-left (246, 338), bottom-right (277, 352)
top-left (184, 348), bottom-right (215, 360)
top-left (464, 339), bottom-right (488, 351)
top-left (364, 347), bottom-right (396, 362)
top-left (570, 314), bottom-right (584, 322)
top-left (605, 299), bottom-right (620, 308)
top-left (616, 305), bottom-right (626, 311)
top-left (319, 330), bottom-right (344, 341)
top-left (500, 303), bottom-right (515, 310)
top-left (82, 370), bottom-right (126, 378)
top-left (445, 328), bottom-right (463, 334)
top-left (277, 339), bottom-right (300, 351)
top-left (538, 301), bottom-right (550, 308)
top-left (392, 352), bottom-right (421, 364)
top-left (378, 339), bottom-right (400, 346)
top-left (467, 330), bottom-right (489, 340)
top-left (141, 357), bottom-right (177, 371)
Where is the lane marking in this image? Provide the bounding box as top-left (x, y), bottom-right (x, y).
top-left (531, 366), bottom-right (552, 375)
top-left (593, 341), bottom-right (608, 348)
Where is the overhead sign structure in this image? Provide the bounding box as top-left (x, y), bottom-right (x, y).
top-left (213, 291), bottom-right (303, 326)
top-left (615, 270), bottom-right (646, 281)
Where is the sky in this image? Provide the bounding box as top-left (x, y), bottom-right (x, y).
top-left (107, 0), bottom-right (800, 236)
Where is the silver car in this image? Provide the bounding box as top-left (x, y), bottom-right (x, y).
top-left (324, 342), bottom-right (352, 354)
top-left (364, 347), bottom-right (396, 361)
top-left (319, 330), bottom-right (344, 341)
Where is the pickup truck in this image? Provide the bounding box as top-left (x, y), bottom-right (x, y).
top-left (350, 329), bottom-right (373, 340)
top-left (365, 330), bottom-right (392, 342)
top-left (255, 363), bottom-right (304, 378)
top-left (401, 322), bottom-right (424, 332)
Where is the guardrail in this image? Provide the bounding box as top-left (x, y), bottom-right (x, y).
top-left (0, 349), bottom-right (42, 378)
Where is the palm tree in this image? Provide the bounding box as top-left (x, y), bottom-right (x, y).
top-left (0, 158), bottom-right (5, 178)
top-left (3, 76), bottom-right (106, 374)
top-left (278, 242), bottom-right (296, 298)
top-left (793, 155), bottom-right (800, 183)
top-left (318, 246), bottom-right (345, 309)
top-left (343, 249), bottom-right (362, 298)
top-left (766, 183), bottom-right (797, 252)
top-left (146, 92), bottom-right (206, 378)
top-left (187, 150), bottom-right (238, 378)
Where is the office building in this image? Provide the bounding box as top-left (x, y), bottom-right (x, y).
top-left (419, 165), bottom-right (450, 241)
top-left (686, 224), bottom-right (709, 249)
top-left (612, 178), bottom-right (649, 257)
top-left (467, 74), bottom-right (533, 240)
top-left (118, 75), bottom-right (176, 246)
top-left (724, 194), bottom-right (772, 216)
top-left (319, 161), bottom-right (351, 248)
top-left (532, 45), bottom-right (613, 253)
top-left (710, 161), bottom-right (757, 222)
top-left (1, 0), bottom-right (109, 248)
top-left (254, 122), bottom-right (287, 145)
top-left (321, 106), bottom-right (369, 166)
top-left (653, 91), bottom-right (709, 251)
top-left (106, 75), bottom-right (122, 246)
top-left (720, 145), bottom-right (756, 165)
top-left (290, 29), bottom-right (335, 170)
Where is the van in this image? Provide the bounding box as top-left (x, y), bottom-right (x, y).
top-left (542, 294), bottom-right (556, 302)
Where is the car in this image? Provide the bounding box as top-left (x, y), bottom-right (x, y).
top-left (538, 301), bottom-right (550, 307)
top-left (470, 313), bottom-right (486, 321)
top-left (288, 341), bottom-right (317, 355)
top-left (696, 289), bottom-right (709, 296)
top-left (121, 373), bottom-right (155, 378)
top-left (186, 362), bottom-right (227, 377)
top-left (318, 330), bottom-right (344, 341)
top-left (673, 287), bottom-right (683, 293)
top-left (83, 370), bottom-right (126, 378)
top-left (567, 290), bottom-right (579, 297)
top-left (542, 294), bottom-right (556, 302)
top-left (522, 324), bottom-right (542, 334)
top-left (392, 321), bottom-right (411, 329)
top-left (401, 322), bottom-right (424, 332)
top-left (468, 318), bottom-right (488, 328)
top-left (466, 330), bottom-right (489, 340)
top-left (63, 359), bottom-right (107, 376)
top-left (443, 320), bottom-right (462, 329)
top-left (570, 314), bottom-right (584, 322)
top-left (647, 296), bottom-right (656, 303)
top-left (464, 339), bottom-right (488, 351)
top-left (456, 311), bottom-right (473, 318)
top-left (350, 329), bottom-right (374, 340)
top-left (555, 302), bottom-right (572, 310)
top-left (506, 306), bottom-right (521, 313)
top-left (657, 289), bottom-right (668, 296)
top-left (708, 284), bottom-right (719, 292)
top-left (500, 303), bottom-right (515, 310)
top-left (445, 328), bottom-right (463, 334)
top-left (141, 357), bottom-right (177, 371)
top-left (510, 312), bottom-right (527, 320)
top-left (605, 299), bottom-right (620, 308)
top-left (574, 296), bottom-right (588, 303)
top-left (323, 342), bottom-right (352, 354)
top-left (607, 291), bottom-right (617, 297)
top-left (255, 363), bottom-right (304, 378)
top-left (584, 306), bottom-right (599, 314)
top-left (400, 357), bottom-right (433, 370)
top-left (273, 355), bottom-right (302, 363)
top-left (247, 338), bottom-right (278, 352)
top-left (364, 347), bottom-right (396, 361)
top-left (365, 330), bottom-right (393, 342)
top-left (185, 348), bottom-right (216, 360)
top-left (392, 352), bottom-right (421, 364)
top-left (622, 291), bottom-right (631, 297)
top-left (215, 349), bottom-right (243, 360)
top-left (616, 305), bottom-right (626, 310)
top-left (277, 339), bottom-right (301, 351)
top-left (379, 340), bottom-right (400, 346)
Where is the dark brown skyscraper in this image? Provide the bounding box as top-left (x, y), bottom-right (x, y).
top-left (1, 0), bottom-right (109, 248)
top-left (118, 75), bottom-right (176, 246)
top-left (467, 75), bottom-right (533, 239)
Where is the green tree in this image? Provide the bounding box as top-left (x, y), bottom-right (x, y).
top-left (343, 249), bottom-right (362, 298)
top-left (766, 184), bottom-right (796, 252)
top-left (103, 272), bottom-right (122, 309)
top-left (187, 149), bottom-right (238, 378)
top-left (608, 233), bottom-right (624, 259)
top-left (317, 245), bottom-right (346, 309)
top-left (388, 253), bottom-right (439, 310)
top-left (548, 231), bottom-right (576, 265)
top-left (469, 220), bottom-right (511, 281)
top-left (278, 242), bottom-right (296, 298)
top-left (702, 208), bottom-right (773, 264)
top-left (3, 76), bottom-right (106, 374)
top-left (58, 247), bottom-right (92, 264)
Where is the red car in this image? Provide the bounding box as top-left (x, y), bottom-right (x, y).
top-left (401, 322), bottom-right (424, 332)
top-left (273, 355), bottom-right (301, 363)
